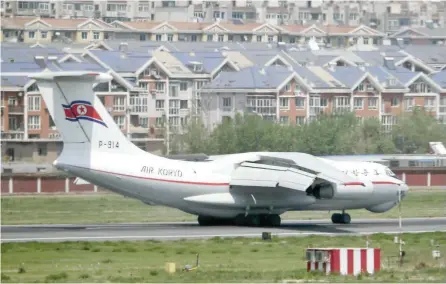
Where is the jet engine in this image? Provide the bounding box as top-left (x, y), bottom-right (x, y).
top-left (309, 181), bottom-right (374, 200)
top-left (312, 183), bottom-right (335, 199)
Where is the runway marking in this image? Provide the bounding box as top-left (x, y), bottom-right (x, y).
top-left (3, 230), bottom-right (446, 243)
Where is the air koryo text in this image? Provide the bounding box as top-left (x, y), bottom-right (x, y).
top-left (141, 166), bottom-right (183, 177)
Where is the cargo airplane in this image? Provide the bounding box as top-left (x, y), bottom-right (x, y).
top-left (30, 71), bottom-right (409, 227)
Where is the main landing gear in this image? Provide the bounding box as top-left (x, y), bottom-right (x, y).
top-left (197, 214), bottom-right (281, 227)
top-left (331, 211), bottom-right (351, 224)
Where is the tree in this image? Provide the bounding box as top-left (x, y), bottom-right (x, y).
top-left (392, 107), bottom-right (446, 154)
top-left (176, 109), bottom-right (446, 156)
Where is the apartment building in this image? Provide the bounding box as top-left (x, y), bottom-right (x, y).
top-left (2, 41), bottom-right (446, 162)
top-left (200, 63), bottom-right (446, 133)
top-left (2, 0), bottom-right (445, 33)
top-left (1, 44), bottom-right (239, 161)
top-left (1, 16), bottom-right (385, 48)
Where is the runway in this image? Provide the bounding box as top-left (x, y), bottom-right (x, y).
top-left (2, 217), bottom-right (446, 243)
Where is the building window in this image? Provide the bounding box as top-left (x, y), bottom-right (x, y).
top-left (404, 97), bottom-right (414, 111)
top-left (40, 31), bottom-right (47, 39)
top-left (368, 97), bottom-right (377, 110)
top-left (113, 116), bottom-right (125, 129)
top-left (285, 82), bottom-right (291, 91)
top-left (130, 95), bottom-right (148, 113)
top-left (320, 98), bottom-right (328, 107)
top-left (409, 81), bottom-right (432, 93)
top-left (155, 100), bottom-right (164, 111)
top-left (180, 100), bottom-right (188, 109)
top-left (295, 97), bottom-right (305, 109)
top-left (334, 96), bottom-right (350, 112)
top-left (424, 97), bottom-right (435, 110)
top-left (81, 32), bottom-right (88, 40)
top-left (156, 34), bottom-right (162, 41)
top-left (139, 117), bottom-right (149, 128)
top-left (257, 35), bottom-right (262, 42)
top-left (222, 97), bottom-right (232, 111)
top-left (364, 38), bottom-right (369, 44)
top-left (296, 116), bottom-right (305, 125)
top-left (167, 35), bottom-right (173, 41)
top-left (29, 31), bottom-right (35, 39)
top-left (156, 82), bottom-right (165, 91)
top-left (93, 32), bottom-right (100, 40)
top-left (28, 96), bottom-right (41, 111)
top-left (218, 34), bottom-right (224, 42)
top-left (268, 36), bottom-right (273, 42)
top-left (113, 97), bottom-right (126, 111)
top-left (279, 97), bottom-right (289, 110)
top-left (28, 115), bottom-right (40, 130)
top-left (38, 144), bottom-right (47, 156)
top-left (353, 97), bottom-right (363, 110)
top-left (156, 117), bottom-right (164, 126)
top-left (391, 97), bottom-right (399, 107)
top-left (207, 34), bottom-right (213, 41)
top-left (279, 116), bottom-right (289, 124)
top-left (180, 82), bottom-right (188, 91)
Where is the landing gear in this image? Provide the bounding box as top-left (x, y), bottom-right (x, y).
top-left (234, 214), bottom-right (281, 227)
top-left (331, 212), bottom-right (351, 224)
top-left (197, 215), bottom-right (232, 226)
top-left (197, 214), bottom-right (282, 227)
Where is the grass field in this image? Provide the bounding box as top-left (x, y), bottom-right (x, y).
top-left (1, 191), bottom-right (445, 225)
top-left (1, 232), bottom-right (445, 283)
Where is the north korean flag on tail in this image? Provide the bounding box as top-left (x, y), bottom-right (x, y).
top-left (62, 100), bottom-right (107, 128)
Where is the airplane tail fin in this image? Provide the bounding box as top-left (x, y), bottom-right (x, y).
top-left (29, 71), bottom-right (144, 157)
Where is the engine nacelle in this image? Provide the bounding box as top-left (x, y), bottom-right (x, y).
top-left (333, 182), bottom-right (374, 199)
top-left (366, 201), bottom-right (398, 213)
top-left (311, 181), bottom-right (374, 200)
top-left (313, 183), bottom-right (335, 199)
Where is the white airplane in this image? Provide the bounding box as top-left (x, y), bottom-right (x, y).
top-left (30, 71), bottom-right (409, 227)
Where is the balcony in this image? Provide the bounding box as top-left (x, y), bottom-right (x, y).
top-left (129, 125), bottom-right (149, 134)
top-left (8, 105), bottom-right (24, 114)
top-left (1, 132), bottom-right (25, 140)
top-left (8, 126), bottom-right (25, 132)
top-left (179, 108), bottom-right (190, 116)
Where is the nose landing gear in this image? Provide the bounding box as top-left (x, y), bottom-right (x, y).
top-left (331, 211), bottom-right (351, 224)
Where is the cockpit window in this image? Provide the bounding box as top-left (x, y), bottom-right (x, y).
top-left (385, 168), bottom-right (396, 176)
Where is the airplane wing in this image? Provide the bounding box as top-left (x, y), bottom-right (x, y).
top-left (228, 152), bottom-right (359, 190)
top-left (184, 152), bottom-right (362, 208)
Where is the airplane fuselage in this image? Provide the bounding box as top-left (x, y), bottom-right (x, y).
top-left (56, 150), bottom-right (408, 219)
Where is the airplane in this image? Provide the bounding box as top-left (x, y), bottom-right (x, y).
top-left (30, 70), bottom-right (409, 227)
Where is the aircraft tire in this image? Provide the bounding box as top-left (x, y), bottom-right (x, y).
top-left (342, 213), bottom-right (351, 224)
top-left (268, 214), bottom-right (281, 227)
top-left (234, 214), bottom-right (247, 226)
top-left (331, 213), bottom-right (351, 224)
top-left (197, 215), bottom-right (213, 226)
top-left (331, 213), bottom-right (342, 224)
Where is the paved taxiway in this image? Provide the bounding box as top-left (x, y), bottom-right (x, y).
top-left (2, 217), bottom-right (445, 243)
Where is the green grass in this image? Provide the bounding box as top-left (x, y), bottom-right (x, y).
top-left (1, 191), bottom-right (445, 225)
top-left (1, 232), bottom-right (446, 283)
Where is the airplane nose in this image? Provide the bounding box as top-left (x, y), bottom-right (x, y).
top-left (399, 183), bottom-right (409, 199)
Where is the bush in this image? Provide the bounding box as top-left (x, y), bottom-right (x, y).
top-left (45, 272), bottom-right (68, 282)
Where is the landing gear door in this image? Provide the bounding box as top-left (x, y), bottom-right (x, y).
top-left (278, 168), bottom-right (316, 192)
